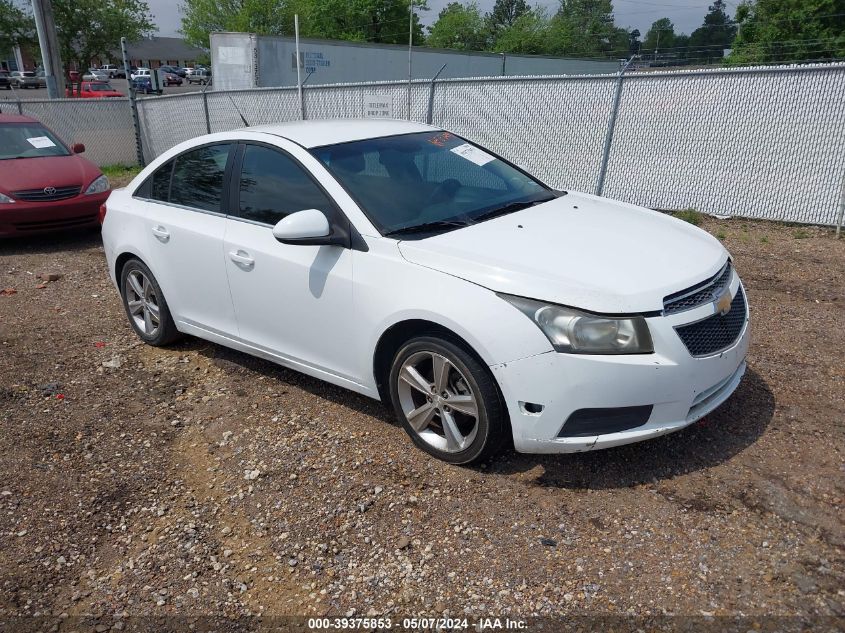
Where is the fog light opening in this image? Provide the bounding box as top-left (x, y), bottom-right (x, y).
top-left (519, 401), bottom-right (545, 416)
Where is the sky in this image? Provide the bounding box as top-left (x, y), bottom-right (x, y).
top-left (148, 0), bottom-right (729, 40)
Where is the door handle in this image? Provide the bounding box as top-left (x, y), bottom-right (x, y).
top-left (151, 225), bottom-right (170, 242)
top-left (228, 250), bottom-right (255, 268)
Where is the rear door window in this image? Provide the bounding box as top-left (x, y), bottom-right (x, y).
top-left (168, 144), bottom-right (232, 213)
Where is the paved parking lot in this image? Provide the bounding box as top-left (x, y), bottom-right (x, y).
top-left (0, 216), bottom-right (843, 626)
top-left (0, 77), bottom-right (204, 102)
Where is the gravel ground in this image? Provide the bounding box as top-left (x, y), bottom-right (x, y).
top-left (0, 215), bottom-right (843, 629)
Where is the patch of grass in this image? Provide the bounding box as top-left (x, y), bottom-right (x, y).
top-left (716, 231), bottom-right (727, 240)
top-left (793, 229), bottom-right (810, 239)
top-left (760, 235), bottom-right (769, 244)
top-left (101, 164), bottom-right (142, 189)
top-left (674, 208), bottom-right (703, 226)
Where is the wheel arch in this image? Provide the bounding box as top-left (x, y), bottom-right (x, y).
top-left (372, 318), bottom-right (495, 404)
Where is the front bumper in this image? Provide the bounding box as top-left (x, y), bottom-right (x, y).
top-left (0, 191), bottom-right (109, 237)
top-left (492, 277), bottom-right (750, 454)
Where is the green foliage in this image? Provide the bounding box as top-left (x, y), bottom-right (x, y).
top-left (182, 0), bottom-right (429, 50)
top-left (493, 9), bottom-right (550, 54)
top-left (548, 0), bottom-right (630, 57)
top-left (688, 0), bottom-right (737, 63)
top-left (675, 208), bottom-right (703, 226)
top-left (793, 228), bottom-right (810, 239)
top-left (51, 0), bottom-right (155, 70)
top-left (427, 2), bottom-right (486, 51)
top-left (486, 0), bottom-right (531, 38)
top-left (643, 18), bottom-right (675, 53)
top-left (0, 0), bottom-right (36, 56)
top-left (727, 0), bottom-right (845, 65)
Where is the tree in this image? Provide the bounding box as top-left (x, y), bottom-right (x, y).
top-left (728, 0), bottom-right (845, 65)
top-left (643, 17), bottom-right (676, 55)
top-left (427, 2), bottom-right (486, 50)
top-left (688, 0), bottom-right (737, 63)
top-left (181, 0), bottom-right (292, 48)
top-left (492, 9), bottom-right (550, 54)
top-left (485, 0), bottom-right (531, 38)
top-left (0, 0), bottom-right (36, 61)
top-left (51, 0), bottom-right (155, 71)
top-left (182, 0), bottom-right (428, 49)
top-left (548, 0), bottom-right (625, 57)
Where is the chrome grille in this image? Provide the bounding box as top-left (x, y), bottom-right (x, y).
top-left (675, 288), bottom-right (747, 357)
top-left (12, 185), bottom-right (81, 202)
top-left (663, 261), bottom-right (733, 316)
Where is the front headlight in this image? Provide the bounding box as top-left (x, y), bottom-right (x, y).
top-left (84, 175), bottom-right (110, 195)
top-left (0, 192), bottom-right (14, 204)
top-left (499, 293), bottom-right (654, 354)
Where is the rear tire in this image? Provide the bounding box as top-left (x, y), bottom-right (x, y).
top-left (389, 336), bottom-right (507, 465)
top-left (120, 259), bottom-right (182, 347)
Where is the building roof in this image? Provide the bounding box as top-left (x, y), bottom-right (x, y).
top-left (248, 118), bottom-right (437, 148)
top-left (122, 37), bottom-right (205, 61)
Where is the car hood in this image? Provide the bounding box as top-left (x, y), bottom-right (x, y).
top-left (0, 154), bottom-right (100, 194)
top-left (397, 192), bottom-right (728, 314)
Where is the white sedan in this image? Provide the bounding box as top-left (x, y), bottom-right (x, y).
top-left (101, 120), bottom-right (749, 464)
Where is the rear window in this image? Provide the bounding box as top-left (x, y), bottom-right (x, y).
top-left (22, 72), bottom-right (35, 77)
top-left (0, 124), bottom-right (70, 160)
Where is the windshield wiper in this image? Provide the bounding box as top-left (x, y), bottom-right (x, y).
top-left (472, 195), bottom-right (557, 223)
top-left (383, 219), bottom-right (473, 237)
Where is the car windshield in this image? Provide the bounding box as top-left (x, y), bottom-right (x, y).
top-left (0, 124), bottom-right (70, 160)
top-left (311, 131), bottom-right (553, 236)
top-left (89, 83), bottom-right (114, 91)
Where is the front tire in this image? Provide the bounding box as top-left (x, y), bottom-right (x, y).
top-left (120, 259), bottom-right (181, 346)
top-left (389, 336), bottom-right (507, 465)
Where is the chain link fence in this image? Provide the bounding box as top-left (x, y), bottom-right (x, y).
top-left (0, 97), bottom-right (137, 166)
top-left (135, 62), bottom-right (845, 226)
top-left (20, 63), bottom-right (842, 226)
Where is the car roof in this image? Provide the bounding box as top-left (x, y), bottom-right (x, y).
top-left (248, 118), bottom-right (439, 149)
top-left (0, 112), bottom-right (39, 124)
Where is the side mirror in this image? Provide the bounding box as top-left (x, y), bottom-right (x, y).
top-left (72, 143), bottom-right (85, 154)
top-left (272, 209), bottom-right (331, 243)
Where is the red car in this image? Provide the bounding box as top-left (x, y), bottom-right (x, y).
top-left (0, 113), bottom-right (110, 237)
top-left (66, 81), bottom-right (123, 98)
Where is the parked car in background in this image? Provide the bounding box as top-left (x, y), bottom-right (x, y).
top-left (99, 64), bottom-right (126, 79)
top-left (83, 68), bottom-right (110, 82)
top-left (181, 67), bottom-right (194, 77)
top-left (162, 72), bottom-right (182, 86)
top-left (101, 120), bottom-right (750, 464)
top-left (186, 68), bottom-right (211, 85)
top-left (0, 113), bottom-right (110, 237)
top-left (130, 76), bottom-right (161, 95)
top-left (66, 81), bottom-right (124, 98)
top-left (0, 71), bottom-right (10, 90)
top-left (9, 71), bottom-right (41, 89)
top-left (159, 65), bottom-right (186, 78)
top-left (130, 68), bottom-right (151, 80)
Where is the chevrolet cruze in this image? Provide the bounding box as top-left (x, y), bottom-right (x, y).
top-left (101, 119), bottom-right (750, 464)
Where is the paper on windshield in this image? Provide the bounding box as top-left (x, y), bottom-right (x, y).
top-left (450, 143), bottom-right (495, 166)
top-left (26, 136), bottom-right (56, 149)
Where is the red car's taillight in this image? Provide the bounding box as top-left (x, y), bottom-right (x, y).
top-left (98, 203), bottom-right (107, 224)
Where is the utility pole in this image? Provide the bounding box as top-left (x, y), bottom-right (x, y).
top-left (407, 0), bottom-right (413, 120)
top-left (31, 0), bottom-right (65, 98)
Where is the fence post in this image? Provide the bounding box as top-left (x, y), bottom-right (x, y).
top-left (202, 81), bottom-right (211, 134)
top-left (426, 63), bottom-right (447, 125)
top-left (121, 37), bottom-right (145, 167)
top-left (16, 96), bottom-right (22, 115)
top-left (595, 57), bottom-right (637, 197)
top-left (836, 170), bottom-right (845, 238)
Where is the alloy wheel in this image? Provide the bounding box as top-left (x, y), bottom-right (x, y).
top-left (396, 351), bottom-right (479, 453)
top-left (124, 270), bottom-right (161, 337)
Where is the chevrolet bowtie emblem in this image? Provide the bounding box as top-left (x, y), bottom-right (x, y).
top-left (715, 290), bottom-right (732, 316)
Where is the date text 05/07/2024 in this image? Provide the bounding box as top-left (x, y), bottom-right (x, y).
top-left (306, 617), bottom-right (528, 630)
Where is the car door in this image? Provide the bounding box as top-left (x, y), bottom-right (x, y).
top-left (132, 142), bottom-right (239, 337)
top-left (222, 141), bottom-right (357, 382)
